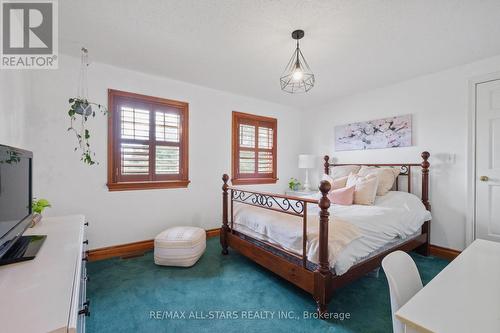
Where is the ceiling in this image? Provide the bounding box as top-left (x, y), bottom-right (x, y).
top-left (60, 0), bottom-right (500, 109)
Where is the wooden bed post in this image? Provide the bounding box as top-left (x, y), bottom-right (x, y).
top-left (221, 174), bottom-right (230, 255)
top-left (314, 180), bottom-right (333, 316)
top-left (323, 155), bottom-right (330, 175)
top-left (421, 151), bottom-right (431, 211)
top-left (417, 151), bottom-right (431, 256)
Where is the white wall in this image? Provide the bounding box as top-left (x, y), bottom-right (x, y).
top-left (300, 55), bottom-right (500, 251)
top-left (26, 54), bottom-right (302, 249)
top-left (0, 71), bottom-right (31, 148)
top-left (7, 52), bottom-right (500, 252)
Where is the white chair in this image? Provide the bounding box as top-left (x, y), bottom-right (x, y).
top-left (382, 251), bottom-right (423, 333)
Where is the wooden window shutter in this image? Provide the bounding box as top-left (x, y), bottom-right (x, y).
top-left (232, 111), bottom-right (277, 185)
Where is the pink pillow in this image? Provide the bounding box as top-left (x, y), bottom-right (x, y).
top-left (327, 185), bottom-right (355, 205)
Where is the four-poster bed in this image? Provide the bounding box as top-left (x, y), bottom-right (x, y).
top-left (220, 152), bottom-right (431, 316)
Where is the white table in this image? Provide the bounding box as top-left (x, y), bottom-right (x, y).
top-left (284, 189), bottom-right (317, 197)
top-left (396, 239), bottom-right (500, 333)
top-left (0, 215), bottom-right (87, 333)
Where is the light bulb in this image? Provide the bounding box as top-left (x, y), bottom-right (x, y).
top-left (292, 68), bottom-right (303, 81)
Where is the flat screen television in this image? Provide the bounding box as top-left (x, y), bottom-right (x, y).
top-left (0, 144), bottom-right (45, 265)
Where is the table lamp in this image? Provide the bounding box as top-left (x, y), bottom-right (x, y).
top-left (298, 154), bottom-right (316, 191)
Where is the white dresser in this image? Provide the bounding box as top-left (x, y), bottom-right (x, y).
top-left (0, 215), bottom-right (89, 333)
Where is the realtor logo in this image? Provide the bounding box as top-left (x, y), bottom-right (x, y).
top-left (1, 0), bottom-right (58, 69)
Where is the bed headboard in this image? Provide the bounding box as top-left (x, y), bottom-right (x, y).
top-left (323, 151), bottom-right (430, 211)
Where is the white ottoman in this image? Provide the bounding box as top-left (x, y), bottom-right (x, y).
top-left (154, 226), bottom-right (206, 267)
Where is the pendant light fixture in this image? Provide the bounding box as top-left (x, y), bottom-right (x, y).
top-left (280, 29), bottom-right (315, 93)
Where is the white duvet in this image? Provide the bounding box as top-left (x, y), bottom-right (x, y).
top-left (232, 191), bottom-right (431, 275)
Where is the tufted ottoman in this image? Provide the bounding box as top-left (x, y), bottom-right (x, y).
top-left (154, 226), bottom-right (206, 267)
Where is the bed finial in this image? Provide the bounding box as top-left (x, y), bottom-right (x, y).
top-left (221, 174), bottom-right (230, 255)
top-left (324, 155), bottom-right (330, 175)
top-left (222, 173), bottom-right (229, 190)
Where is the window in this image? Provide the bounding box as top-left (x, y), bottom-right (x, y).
top-left (232, 111), bottom-right (277, 185)
top-left (107, 89), bottom-right (189, 191)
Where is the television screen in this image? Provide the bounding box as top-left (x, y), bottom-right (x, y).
top-left (0, 145), bottom-right (32, 257)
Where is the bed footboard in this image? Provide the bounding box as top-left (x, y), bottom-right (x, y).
top-left (220, 174), bottom-right (334, 315)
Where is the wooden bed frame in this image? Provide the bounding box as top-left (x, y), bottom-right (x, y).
top-left (220, 152), bottom-right (431, 317)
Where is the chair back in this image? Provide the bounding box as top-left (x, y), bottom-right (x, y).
top-left (382, 251), bottom-right (423, 333)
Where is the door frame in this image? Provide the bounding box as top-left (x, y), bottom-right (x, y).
top-left (466, 72), bottom-right (500, 246)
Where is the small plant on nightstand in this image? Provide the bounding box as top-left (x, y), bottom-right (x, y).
top-left (288, 178), bottom-right (301, 191)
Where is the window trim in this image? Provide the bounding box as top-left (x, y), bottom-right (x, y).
top-left (231, 111), bottom-right (278, 185)
top-left (107, 89), bottom-right (190, 191)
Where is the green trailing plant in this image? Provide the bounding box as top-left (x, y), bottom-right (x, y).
top-left (67, 97), bottom-right (107, 165)
top-left (67, 47), bottom-right (108, 166)
top-left (288, 178), bottom-right (301, 191)
top-left (32, 198), bottom-right (51, 215)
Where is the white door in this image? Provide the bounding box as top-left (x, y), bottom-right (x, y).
top-left (476, 79), bottom-right (500, 242)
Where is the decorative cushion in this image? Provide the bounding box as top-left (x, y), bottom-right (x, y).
top-left (321, 173), bottom-right (334, 186)
top-left (322, 165), bottom-right (361, 188)
top-left (330, 165), bottom-right (361, 179)
top-left (322, 174), bottom-right (349, 190)
top-left (332, 175), bottom-right (349, 190)
top-left (358, 166), bottom-right (400, 196)
top-left (154, 226), bottom-right (206, 267)
top-left (346, 173), bottom-right (379, 205)
top-left (328, 185), bottom-right (355, 205)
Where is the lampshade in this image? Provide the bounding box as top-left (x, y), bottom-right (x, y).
top-left (298, 154), bottom-right (316, 169)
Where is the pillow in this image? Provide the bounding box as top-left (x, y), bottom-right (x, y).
top-left (328, 185), bottom-right (355, 205)
top-left (321, 174), bottom-right (348, 190)
top-left (346, 173), bottom-right (379, 205)
top-left (358, 166), bottom-right (400, 196)
top-left (322, 164), bottom-right (360, 190)
top-left (332, 175), bottom-right (349, 190)
top-left (321, 173), bottom-right (334, 186)
top-left (330, 165), bottom-right (361, 179)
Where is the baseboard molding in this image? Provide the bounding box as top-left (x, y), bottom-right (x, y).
top-left (87, 228), bottom-right (221, 262)
top-left (206, 228), bottom-right (220, 238)
top-left (429, 244), bottom-right (461, 261)
top-left (88, 230), bottom-right (459, 262)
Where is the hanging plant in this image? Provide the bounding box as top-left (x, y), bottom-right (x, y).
top-left (67, 47), bottom-right (108, 165)
top-left (67, 98), bottom-right (107, 165)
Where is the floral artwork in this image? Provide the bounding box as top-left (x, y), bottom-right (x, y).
top-left (335, 115), bottom-right (412, 151)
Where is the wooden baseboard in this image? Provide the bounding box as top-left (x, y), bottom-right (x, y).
top-left (206, 228), bottom-right (220, 238)
top-left (87, 227), bottom-right (221, 262)
top-left (88, 239), bottom-right (154, 261)
top-left (429, 244), bottom-right (461, 260)
top-left (88, 230), bottom-right (459, 263)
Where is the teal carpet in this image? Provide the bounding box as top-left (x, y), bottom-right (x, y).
top-left (87, 238), bottom-right (448, 333)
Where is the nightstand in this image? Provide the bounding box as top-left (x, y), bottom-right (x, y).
top-left (285, 189), bottom-right (317, 198)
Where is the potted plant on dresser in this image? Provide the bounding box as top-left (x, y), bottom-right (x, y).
top-left (31, 198), bottom-right (51, 227)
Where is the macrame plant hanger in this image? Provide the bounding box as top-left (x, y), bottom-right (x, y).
top-left (76, 47), bottom-right (92, 116)
top-left (68, 46), bottom-right (105, 165)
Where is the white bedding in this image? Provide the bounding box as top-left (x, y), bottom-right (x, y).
top-left (232, 191), bottom-right (431, 275)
